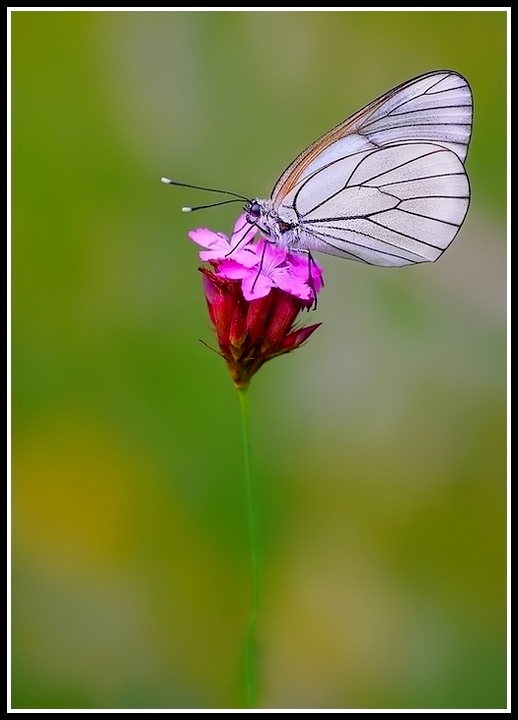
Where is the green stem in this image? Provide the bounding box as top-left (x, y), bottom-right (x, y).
top-left (238, 386), bottom-right (260, 709)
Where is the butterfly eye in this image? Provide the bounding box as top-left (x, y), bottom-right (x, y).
top-left (246, 201), bottom-right (262, 220)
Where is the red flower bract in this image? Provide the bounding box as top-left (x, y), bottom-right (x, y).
top-left (200, 268), bottom-right (321, 389)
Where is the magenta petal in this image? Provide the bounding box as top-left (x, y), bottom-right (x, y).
top-left (189, 228), bottom-right (227, 249)
top-left (224, 245), bottom-right (261, 268)
top-left (230, 214), bottom-right (258, 249)
top-left (285, 252), bottom-right (324, 296)
top-left (241, 273), bottom-right (273, 300)
top-left (216, 260), bottom-right (253, 281)
top-left (274, 271), bottom-right (312, 300)
top-left (263, 242), bottom-right (288, 266)
top-left (199, 248), bottom-right (234, 262)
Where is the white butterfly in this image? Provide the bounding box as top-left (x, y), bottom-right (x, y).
top-left (244, 70), bottom-right (473, 268)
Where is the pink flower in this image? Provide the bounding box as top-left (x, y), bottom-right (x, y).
top-left (189, 215), bottom-right (324, 387)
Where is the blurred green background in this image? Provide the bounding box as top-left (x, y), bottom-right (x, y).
top-left (11, 10), bottom-right (507, 709)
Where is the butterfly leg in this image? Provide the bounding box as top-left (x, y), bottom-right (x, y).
top-left (305, 250), bottom-right (318, 310)
top-left (225, 218), bottom-right (259, 258)
top-left (251, 240), bottom-right (268, 295)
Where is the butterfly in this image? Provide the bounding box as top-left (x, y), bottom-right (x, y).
top-left (244, 70), bottom-right (473, 268)
top-left (163, 70), bottom-right (472, 269)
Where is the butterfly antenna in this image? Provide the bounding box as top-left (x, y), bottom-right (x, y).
top-left (161, 177), bottom-right (249, 201)
top-left (181, 198), bottom-right (244, 213)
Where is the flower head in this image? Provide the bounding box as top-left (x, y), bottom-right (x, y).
top-left (190, 215), bottom-right (324, 388)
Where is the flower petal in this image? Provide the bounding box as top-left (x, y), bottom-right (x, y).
top-left (230, 214), bottom-right (258, 249)
top-left (241, 272), bottom-right (274, 300)
top-left (216, 260), bottom-right (253, 281)
top-left (189, 228), bottom-right (229, 250)
top-left (272, 270), bottom-right (313, 300)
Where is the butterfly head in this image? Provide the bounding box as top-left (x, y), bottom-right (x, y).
top-left (244, 199), bottom-right (262, 222)
top-left (245, 198), bottom-right (298, 250)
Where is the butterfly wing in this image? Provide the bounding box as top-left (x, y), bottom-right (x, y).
top-left (271, 70), bottom-right (472, 266)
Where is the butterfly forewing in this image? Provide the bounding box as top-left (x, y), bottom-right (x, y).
top-left (268, 70), bottom-right (472, 267)
top-left (271, 70), bottom-right (472, 204)
top-left (352, 71), bottom-right (472, 162)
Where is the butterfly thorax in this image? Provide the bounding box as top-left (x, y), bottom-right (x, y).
top-left (246, 198), bottom-right (301, 250)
